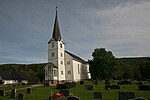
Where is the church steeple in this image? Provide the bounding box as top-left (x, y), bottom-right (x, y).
top-left (52, 7), bottom-right (62, 41)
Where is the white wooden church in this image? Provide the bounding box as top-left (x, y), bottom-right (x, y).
top-left (44, 9), bottom-right (91, 83)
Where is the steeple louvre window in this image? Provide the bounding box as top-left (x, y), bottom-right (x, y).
top-left (60, 43), bottom-right (63, 48)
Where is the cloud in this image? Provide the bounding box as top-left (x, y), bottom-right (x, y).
top-left (0, 0), bottom-right (150, 63)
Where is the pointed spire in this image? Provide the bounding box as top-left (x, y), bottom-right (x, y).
top-left (52, 7), bottom-right (62, 41)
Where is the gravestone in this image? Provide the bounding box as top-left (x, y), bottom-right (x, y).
top-left (67, 96), bottom-right (80, 100)
top-left (27, 88), bottom-right (32, 93)
top-left (94, 92), bottom-right (102, 99)
top-left (118, 81), bottom-right (132, 85)
top-left (80, 81), bottom-right (84, 85)
top-left (85, 84), bottom-right (94, 90)
top-left (118, 92), bottom-right (135, 100)
top-left (133, 97), bottom-right (147, 100)
top-left (138, 85), bottom-right (150, 91)
top-left (94, 81), bottom-right (98, 85)
top-left (18, 93), bottom-right (25, 100)
top-left (137, 82), bottom-right (143, 86)
top-left (60, 89), bottom-right (70, 97)
top-left (0, 89), bottom-right (5, 96)
top-left (10, 89), bottom-right (16, 98)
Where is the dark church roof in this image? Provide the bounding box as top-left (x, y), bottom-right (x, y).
top-left (0, 71), bottom-right (28, 80)
top-left (65, 51), bottom-right (86, 63)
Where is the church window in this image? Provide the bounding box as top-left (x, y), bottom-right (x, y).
top-left (68, 71), bottom-right (71, 74)
top-left (67, 61), bottom-right (70, 65)
top-left (78, 64), bottom-right (80, 74)
top-left (51, 52), bottom-right (55, 57)
top-left (61, 61), bottom-right (63, 65)
top-left (52, 42), bottom-right (55, 48)
top-left (61, 71), bottom-right (63, 75)
top-left (60, 43), bottom-right (63, 48)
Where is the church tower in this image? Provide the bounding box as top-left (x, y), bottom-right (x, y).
top-left (46, 7), bottom-right (66, 83)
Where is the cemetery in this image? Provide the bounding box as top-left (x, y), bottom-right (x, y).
top-left (0, 80), bottom-right (150, 100)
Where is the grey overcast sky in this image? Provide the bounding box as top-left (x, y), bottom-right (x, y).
top-left (0, 0), bottom-right (150, 64)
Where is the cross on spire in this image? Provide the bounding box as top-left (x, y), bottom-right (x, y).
top-left (56, 6), bottom-right (58, 15)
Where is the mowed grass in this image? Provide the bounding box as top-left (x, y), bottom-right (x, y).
top-left (0, 80), bottom-right (150, 100)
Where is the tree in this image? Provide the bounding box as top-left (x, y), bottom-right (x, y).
top-left (89, 48), bottom-right (116, 80)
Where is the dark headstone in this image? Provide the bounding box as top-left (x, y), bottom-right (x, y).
top-left (0, 89), bottom-right (5, 96)
top-left (94, 81), bottom-right (98, 85)
top-left (138, 82), bottom-right (143, 86)
top-left (80, 81), bottom-right (84, 85)
top-left (27, 88), bottom-right (32, 93)
top-left (138, 85), bottom-right (150, 91)
top-left (60, 89), bottom-right (70, 97)
top-left (67, 96), bottom-right (80, 100)
top-left (85, 84), bottom-right (94, 90)
top-left (18, 93), bottom-right (25, 100)
top-left (118, 81), bottom-right (132, 85)
top-left (118, 92), bottom-right (135, 100)
top-left (133, 97), bottom-right (147, 100)
top-left (10, 89), bottom-right (16, 98)
top-left (94, 92), bottom-right (102, 99)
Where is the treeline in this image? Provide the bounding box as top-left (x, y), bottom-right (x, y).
top-left (0, 57), bottom-right (150, 83)
top-left (0, 63), bottom-right (46, 83)
top-left (116, 57), bottom-right (150, 80)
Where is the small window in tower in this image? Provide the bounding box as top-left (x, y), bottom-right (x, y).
top-left (61, 61), bottom-right (63, 65)
top-left (52, 42), bottom-right (55, 48)
top-left (60, 53), bottom-right (63, 57)
top-left (68, 71), bottom-right (71, 74)
top-left (51, 52), bottom-right (55, 57)
top-left (61, 71), bottom-right (63, 75)
top-left (67, 61), bottom-right (70, 65)
top-left (60, 43), bottom-right (63, 48)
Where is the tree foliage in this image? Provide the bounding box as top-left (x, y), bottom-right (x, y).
top-left (89, 48), bottom-right (117, 80)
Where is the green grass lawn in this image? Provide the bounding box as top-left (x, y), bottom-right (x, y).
top-left (0, 81), bottom-right (150, 100)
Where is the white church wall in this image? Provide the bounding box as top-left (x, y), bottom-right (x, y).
top-left (65, 52), bottom-right (74, 81)
top-left (72, 60), bottom-right (82, 82)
